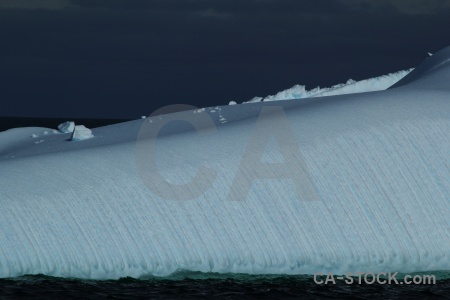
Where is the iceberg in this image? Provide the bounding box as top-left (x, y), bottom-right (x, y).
top-left (239, 69), bottom-right (412, 104)
top-left (0, 47), bottom-right (449, 279)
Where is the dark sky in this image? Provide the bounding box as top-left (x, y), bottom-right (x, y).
top-left (1, 0), bottom-right (450, 119)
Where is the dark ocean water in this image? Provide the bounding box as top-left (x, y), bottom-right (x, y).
top-left (0, 272), bottom-right (449, 299)
top-left (2, 117), bottom-right (449, 299)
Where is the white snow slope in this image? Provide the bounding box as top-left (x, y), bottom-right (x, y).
top-left (0, 47), bottom-right (449, 279)
top-left (241, 69), bottom-right (412, 104)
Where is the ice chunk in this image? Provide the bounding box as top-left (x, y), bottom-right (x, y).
top-left (70, 125), bottom-right (94, 141)
top-left (238, 69), bottom-right (412, 104)
top-left (58, 121), bottom-right (75, 133)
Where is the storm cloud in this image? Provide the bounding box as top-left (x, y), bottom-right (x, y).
top-left (1, 0), bottom-right (449, 118)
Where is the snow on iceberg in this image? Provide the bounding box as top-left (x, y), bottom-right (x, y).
top-left (0, 47), bottom-right (449, 280)
top-left (239, 69), bottom-right (412, 104)
top-left (0, 127), bottom-right (54, 157)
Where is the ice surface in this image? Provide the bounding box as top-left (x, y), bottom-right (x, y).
top-left (0, 47), bottom-right (449, 279)
top-left (0, 127), bottom-right (54, 158)
top-left (240, 69), bottom-right (412, 104)
top-left (389, 46), bottom-right (450, 90)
